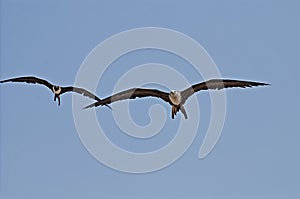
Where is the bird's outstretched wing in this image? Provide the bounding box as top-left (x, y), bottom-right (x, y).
top-left (84, 88), bottom-right (170, 109)
top-left (61, 87), bottom-right (112, 109)
top-left (181, 79), bottom-right (270, 103)
top-left (0, 76), bottom-right (53, 90)
top-left (61, 87), bottom-right (101, 101)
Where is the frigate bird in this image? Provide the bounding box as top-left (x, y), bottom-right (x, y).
top-left (0, 76), bottom-right (108, 107)
top-left (83, 79), bottom-right (269, 119)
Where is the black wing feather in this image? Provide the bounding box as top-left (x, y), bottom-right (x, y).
top-left (0, 76), bottom-right (53, 90)
top-left (61, 86), bottom-right (101, 101)
top-left (84, 88), bottom-right (170, 109)
top-left (181, 79), bottom-right (270, 103)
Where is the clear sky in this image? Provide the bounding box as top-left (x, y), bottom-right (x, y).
top-left (1, 0), bottom-right (299, 198)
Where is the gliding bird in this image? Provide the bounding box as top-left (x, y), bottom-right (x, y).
top-left (84, 79), bottom-right (269, 119)
top-left (0, 76), bottom-right (108, 107)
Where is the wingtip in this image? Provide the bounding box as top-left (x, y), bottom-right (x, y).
top-left (82, 103), bottom-right (112, 111)
top-left (82, 104), bottom-right (94, 110)
top-left (106, 104), bottom-right (113, 110)
top-left (259, 82), bottom-right (271, 87)
top-left (250, 81), bottom-right (271, 87)
top-left (0, 78), bottom-right (12, 83)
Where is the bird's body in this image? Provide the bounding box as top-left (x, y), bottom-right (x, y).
top-left (84, 79), bottom-right (270, 119)
top-left (52, 86), bottom-right (62, 95)
top-left (0, 76), bottom-right (103, 106)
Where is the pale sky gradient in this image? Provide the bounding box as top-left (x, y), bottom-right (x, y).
top-left (1, 0), bottom-right (299, 198)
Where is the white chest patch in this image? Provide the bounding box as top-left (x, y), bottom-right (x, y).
top-left (169, 90), bottom-right (182, 105)
top-left (52, 86), bottom-right (62, 94)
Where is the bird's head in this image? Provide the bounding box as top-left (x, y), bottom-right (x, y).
top-left (169, 90), bottom-right (181, 105)
top-left (170, 90), bottom-right (177, 97)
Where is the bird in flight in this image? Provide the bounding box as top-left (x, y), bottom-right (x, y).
top-left (0, 76), bottom-right (106, 106)
top-left (84, 79), bottom-right (269, 119)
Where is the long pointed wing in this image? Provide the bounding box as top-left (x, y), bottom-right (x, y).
top-left (181, 79), bottom-right (270, 103)
top-left (84, 88), bottom-right (170, 109)
top-left (0, 76), bottom-right (53, 90)
top-left (61, 86), bottom-right (101, 101)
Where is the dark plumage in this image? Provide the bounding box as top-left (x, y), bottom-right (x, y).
top-left (84, 79), bottom-right (270, 119)
top-left (0, 76), bottom-right (105, 106)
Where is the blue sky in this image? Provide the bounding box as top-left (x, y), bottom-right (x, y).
top-left (1, 0), bottom-right (300, 198)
